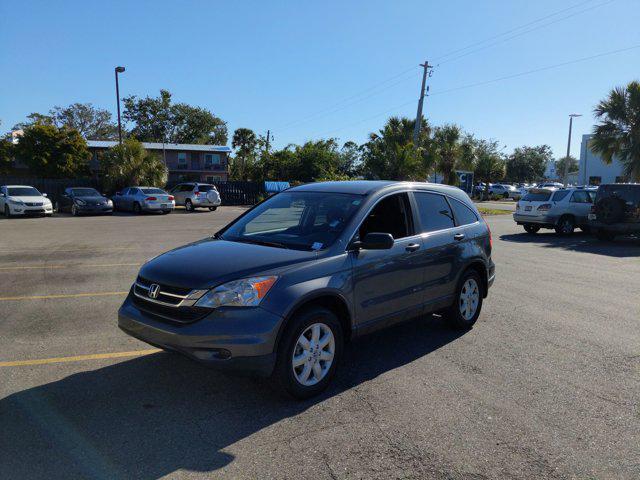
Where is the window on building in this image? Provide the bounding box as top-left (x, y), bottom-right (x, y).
top-left (206, 175), bottom-right (223, 183)
top-left (589, 176), bottom-right (601, 186)
top-left (177, 152), bottom-right (187, 164)
top-left (205, 154), bottom-right (221, 167)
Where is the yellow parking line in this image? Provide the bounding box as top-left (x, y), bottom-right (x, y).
top-left (0, 349), bottom-right (161, 367)
top-left (0, 291), bottom-right (128, 301)
top-left (0, 263), bottom-right (140, 271)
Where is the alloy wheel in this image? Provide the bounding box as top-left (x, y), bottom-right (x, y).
top-left (291, 323), bottom-right (335, 386)
top-left (459, 278), bottom-right (480, 321)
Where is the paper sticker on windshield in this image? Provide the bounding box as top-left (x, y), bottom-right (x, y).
top-left (311, 242), bottom-right (323, 250)
top-left (352, 200), bottom-right (361, 205)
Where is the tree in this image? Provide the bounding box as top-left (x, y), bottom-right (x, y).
top-left (590, 80), bottom-right (640, 181)
top-left (474, 139), bottom-right (506, 191)
top-left (505, 145), bottom-right (551, 182)
top-left (0, 138), bottom-right (13, 174)
top-left (13, 124), bottom-right (90, 178)
top-left (231, 128), bottom-right (258, 180)
top-left (337, 141), bottom-right (362, 177)
top-left (123, 90), bottom-right (227, 145)
top-left (361, 116), bottom-right (432, 180)
top-left (555, 155), bottom-right (578, 176)
top-left (14, 104), bottom-right (118, 140)
top-left (99, 138), bottom-right (168, 192)
top-left (432, 124), bottom-right (472, 185)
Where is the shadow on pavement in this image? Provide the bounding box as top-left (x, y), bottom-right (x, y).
top-left (0, 314), bottom-right (465, 480)
top-left (500, 231), bottom-right (640, 257)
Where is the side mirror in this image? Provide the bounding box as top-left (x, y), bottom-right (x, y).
top-left (42, 193), bottom-right (48, 197)
top-left (352, 232), bottom-right (394, 250)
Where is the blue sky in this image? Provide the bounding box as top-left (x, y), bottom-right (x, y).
top-left (1, 0), bottom-right (639, 159)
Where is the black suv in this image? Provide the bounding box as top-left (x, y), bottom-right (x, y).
top-left (119, 181), bottom-right (495, 398)
top-left (589, 184), bottom-right (640, 241)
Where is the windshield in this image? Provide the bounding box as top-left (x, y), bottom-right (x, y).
top-left (71, 188), bottom-right (100, 197)
top-left (523, 191), bottom-right (552, 201)
top-left (220, 191), bottom-right (363, 250)
top-left (197, 185), bottom-right (216, 192)
top-left (140, 188), bottom-right (166, 194)
top-left (8, 187), bottom-right (41, 197)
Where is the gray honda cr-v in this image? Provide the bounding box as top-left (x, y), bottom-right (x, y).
top-left (119, 181), bottom-right (495, 398)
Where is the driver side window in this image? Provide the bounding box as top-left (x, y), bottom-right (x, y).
top-left (359, 193), bottom-right (414, 240)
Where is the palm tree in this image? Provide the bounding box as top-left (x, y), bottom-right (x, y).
top-left (231, 128), bottom-right (258, 180)
top-left (590, 81), bottom-right (640, 181)
top-left (432, 124), bottom-right (472, 185)
top-left (100, 138), bottom-right (168, 192)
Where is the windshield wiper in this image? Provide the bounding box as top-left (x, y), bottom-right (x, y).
top-left (238, 238), bottom-right (290, 249)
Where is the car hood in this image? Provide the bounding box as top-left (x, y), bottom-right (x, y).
top-left (9, 195), bottom-right (49, 203)
top-left (138, 238), bottom-right (317, 289)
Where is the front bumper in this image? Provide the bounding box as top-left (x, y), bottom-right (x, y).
top-left (513, 213), bottom-right (558, 227)
top-left (9, 204), bottom-right (53, 216)
top-left (118, 293), bottom-right (282, 376)
top-left (76, 205), bottom-right (113, 214)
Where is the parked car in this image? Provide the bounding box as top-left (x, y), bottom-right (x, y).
top-left (489, 184), bottom-right (518, 199)
top-left (537, 182), bottom-right (564, 189)
top-left (588, 183), bottom-right (640, 241)
top-left (0, 185), bottom-right (53, 217)
top-left (112, 187), bottom-right (175, 214)
top-left (169, 183), bottom-right (222, 212)
top-left (56, 187), bottom-right (113, 216)
top-left (119, 181), bottom-right (495, 398)
top-left (513, 187), bottom-right (596, 235)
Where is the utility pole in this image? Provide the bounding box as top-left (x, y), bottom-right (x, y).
top-left (114, 66), bottom-right (126, 145)
top-left (265, 129), bottom-right (271, 154)
top-left (413, 61), bottom-right (432, 146)
top-left (562, 113), bottom-right (582, 186)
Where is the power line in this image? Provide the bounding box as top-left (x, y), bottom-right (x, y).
top-left (435, 0), bottom-right (616, 66)
top-left (316, 44), bottom-right (640, 139)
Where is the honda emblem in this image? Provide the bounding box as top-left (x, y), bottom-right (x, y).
top-left (148, 284), bottom-right (160, 299)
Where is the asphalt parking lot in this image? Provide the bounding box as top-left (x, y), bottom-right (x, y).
top-left (1, 209), bottom-right (639, 479)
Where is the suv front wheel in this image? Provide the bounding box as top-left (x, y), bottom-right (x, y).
top-left (555, 216), bottom-right (575, 236)
top-left (273, 306), bottom-right (343, 399)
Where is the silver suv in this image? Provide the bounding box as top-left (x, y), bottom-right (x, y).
top-left (513, 187), bottom-right (596, 235)
top-left (170, 183), bottom-right (222, 212)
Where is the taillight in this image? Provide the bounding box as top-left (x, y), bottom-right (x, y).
top-left (537, 203), bottom-right (551, 211)
top-left (168, 195), bottom-right (174, 201)
top-left (194, 191), bottom-right (200, 196)
top-left (146, 196), bottom-right (157, 201)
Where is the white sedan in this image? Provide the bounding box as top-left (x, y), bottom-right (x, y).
top-left (0, 185), bottom-right (53, 217)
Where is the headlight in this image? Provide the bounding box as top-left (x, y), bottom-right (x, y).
top-left (195, 276), bottom-right (277, 308)
top-left (8, 198), bottom-right (23, 205)
top-left (106, 199), bottom-right (113, 205)
top-left (75, 199), bottom-right (86, 205)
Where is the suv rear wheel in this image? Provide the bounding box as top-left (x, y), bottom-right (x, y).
top-left (555, 215), bottom-right (575, 236)
top-left (185, 199), bottom-right (194, 212)
top-left (523, 224), bottom-right (540, 234)
top-left (273, 306), bottom-right (343, 399)
top-left (445, 270), bottom-right (483, 329)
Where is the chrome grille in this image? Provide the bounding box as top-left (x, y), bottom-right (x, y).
top-left (133, 276), bottom-right (206, 307)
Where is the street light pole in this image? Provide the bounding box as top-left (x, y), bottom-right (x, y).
top-left (562, 113), bottom-right (582, 186)
top-left (114, 66), bottom-right (126, 145)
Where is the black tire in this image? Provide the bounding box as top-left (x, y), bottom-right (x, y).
top-left (444, 270), bottom-right (484, 330)
top-left (595, 229), bottom-right (616, 241)
top-left (272, 306), bottom-right (343, 400)
top-left (133, 202), bottom-right (142, 214)
top-left (524, 224), bottom-right (540, 234)
top-left (555, 215), bottom-right (575, 236)
top-left (185, 199), bottom-right (194, 212)
top-left (161, 210), bottom-right (170, 215)
top-left (4, 205), bottom-right (11, 218)
top-left (209, 206), bottom-right (217, 211)
top-left (71, 204), bottom-right (79, 216)
top-left (503, 192), bottom-right (509, 199)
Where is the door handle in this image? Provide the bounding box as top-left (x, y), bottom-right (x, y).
top-left (405, 243), bottom-right (420, 252)
top-left (454, 233), bottom-right (466, 241)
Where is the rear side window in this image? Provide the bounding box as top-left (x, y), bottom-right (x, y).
top-left (523, 191), bottom-right (552, 201)
top-left (450, 198), bottom-right (479, 225)
top-left (551, 190), bottom-right (570, 201)
top-left (570, 191), bottom-right (591, 203)
top-left (413, 192), bottom-right (455, 233)
top-left (359, 193), bottom-right (414, 240)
